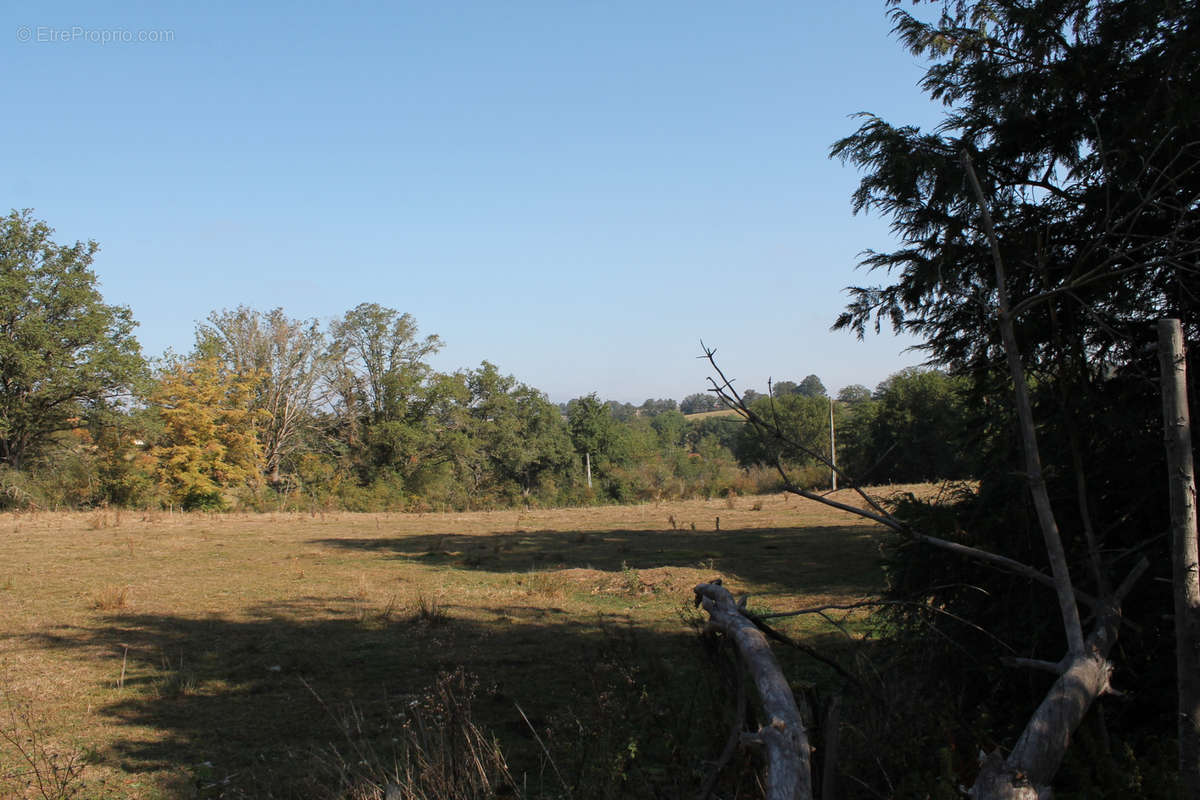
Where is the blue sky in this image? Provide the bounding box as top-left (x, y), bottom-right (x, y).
top-left (6, 1), bottom-right (945, 403)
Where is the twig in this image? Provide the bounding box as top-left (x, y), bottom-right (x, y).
top-left (754, 599), bottom-right (1017, 654)
top-left (701, 343), bottom-right (1101, 611)
top-left (118, 645), bottom-right (129, 690)
top-left (514, 701), bottom-right (569, 795)
top-left (741, 611), bottom-right (864, 688)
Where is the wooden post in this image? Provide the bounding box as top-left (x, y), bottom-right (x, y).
top-left (1157, 318), bottom-right (1200, 796)
top-left (821, 693), bottom-right (841, 800)
top-left (585, 451), bottom-right (592, 489)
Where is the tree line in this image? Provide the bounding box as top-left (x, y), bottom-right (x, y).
top-left (0, 208), bottom-right (973, 512)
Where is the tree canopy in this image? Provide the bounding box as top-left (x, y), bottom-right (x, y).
top-left (0, 210), bottom-right (145, 468)
top-left (151, 357), bottom-right (264, 510)
top-left (825, 0), bottom-right (1200, 793)
top-left (832, 0), bottom-right (1200, 371)
top-left (196, 306), bottom-right (327, 484)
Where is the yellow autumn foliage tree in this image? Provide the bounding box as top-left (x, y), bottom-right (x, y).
top-left (151, 357), bottom-right (265, 509)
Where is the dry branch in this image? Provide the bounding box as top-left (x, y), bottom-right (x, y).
top-left (961, 149), bottom-right (1085, 656)
top-left (694, 580), bottom-right (813, 800)
top-left (702, 345), bottom-right (1098, 609)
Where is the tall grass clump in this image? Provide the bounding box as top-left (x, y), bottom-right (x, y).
top-left (307, 669), bottom-right (515, 800)
top-left (0, 674), bottom-right (89, 800)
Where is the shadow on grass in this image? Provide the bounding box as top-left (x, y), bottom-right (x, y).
top-left (20, 600), bottom-right (839, 798)
top-left (309, 524), bottom-right (886, 598)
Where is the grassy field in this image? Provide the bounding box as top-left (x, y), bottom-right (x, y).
top-left (0, 487), bottom-right (925, 799)
top-left (681, 408), bottom-right (741, 420)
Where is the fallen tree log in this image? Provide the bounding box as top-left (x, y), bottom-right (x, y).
top-left (694, 580), bottom-right (813, 800)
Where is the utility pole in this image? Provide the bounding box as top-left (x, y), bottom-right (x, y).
top-left (829, 396), bottom-right (837, 491)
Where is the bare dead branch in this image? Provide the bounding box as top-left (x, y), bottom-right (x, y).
top-left (754, 599), bottom-right (1018, 655)
top-left (694, 580), bottom-right (813, 800)
top-left (702, 344), bottom-right (1103, 610)
top-left (741, 609), bottom-right (865, 688)
top-left (962, 148), bottom-right (1086, 655)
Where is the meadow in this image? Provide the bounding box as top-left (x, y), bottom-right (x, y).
top-left (0, 488), bottom-right (920, 799)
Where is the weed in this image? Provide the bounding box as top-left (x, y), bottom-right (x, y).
top-left (519, 569), bottom-right (567, 599)
top-left (350, 578), bottom-right (405, 626)
top-left (302, 668), bottom-right (515, 799)
top-left (352, 574), bottom-right (372, 622)
top-left (0, 675), bottom-right (88, 800)
top-left (86, 507), bottom-right (124, 530)
top-left (152, 654), bottom-right (198, 699)
top-left (413, 593), bottom-right (447, 626)
top-left (90, 584), bottom-right (131, 612)
top-left (377, 593), bottom-right (399, 623)
top-left (620, 561), bottom-right (642, 595)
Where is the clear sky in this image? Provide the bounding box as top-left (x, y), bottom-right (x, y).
top-left (5, 1), bottom-right (946, 404)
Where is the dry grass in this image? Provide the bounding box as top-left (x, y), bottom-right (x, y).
top-left (0, 485), bottom-right (933, 798)
top-left (89, 585), bottom-right (132, 613)
top-left (681, 408), bottom-right (742, 420)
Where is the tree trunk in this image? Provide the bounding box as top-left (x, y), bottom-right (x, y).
top-left (962, 151), bottom-right (1141, 799)
top-left (962, 150), bottom-right (1085, 655)
top-left (694, 581), bottom-right (813, 800)
top-left (973, 648), bottom-right (1112, 799)
top-left (1157, 317), bottom-right (1200, 796)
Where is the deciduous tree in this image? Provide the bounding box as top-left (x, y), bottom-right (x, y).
top-left (734, 393), bottom-right (829, 470)
top-left (0, 210), bottom-right (145, 468)
top-left (567, 393), bottom-right (611, 486)
top-left (795, 374), bottom-right (826, 398)
top-left (680, 392), bottom-right (720, 414)
top-left (150, 357), bottom-right (264, 509)
top-left (328, 304), bottom-right (442, 424)
top-left (834, 384), bottom-right (871, 405)
top-left (326, 304), bottom-right (446, 479)
top-left (463, 361), bottom-right (573, 499)
top-left (195, 306), bottom-right (327, 485)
